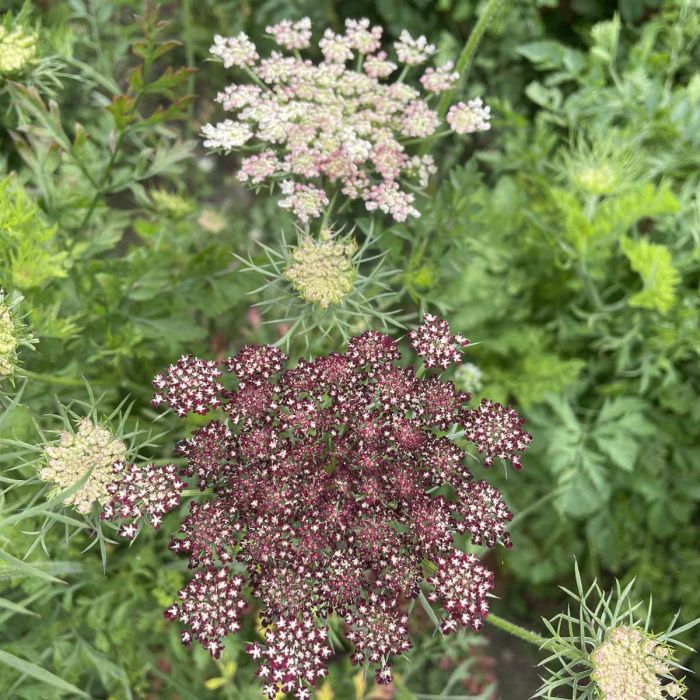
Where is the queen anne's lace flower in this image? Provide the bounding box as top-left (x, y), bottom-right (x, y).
top-left (284, 229), bottom-right (357, 307)
top-left (151, 354), bottom-right (223, 417)
top-left (420, 62), bottom-right (460, 93)
top-left (409, 313), bottom-right (470, 370)
top-left (164, 566), bottom-right (245, 658)
top-left (266, 18), bottom-right (312, 51)
top-left (0, 302), bottom-right (19, 379)
top-left (394, 30), bottom-right (436, 65)
top-left (278, 181), bottom-right (330, 224)
top-left (462, 399), bottom-right (533, 470)
top-left (447, 98), bottom-right (491, 134)
top-left (104, 319), bottom-right (531, 699)
top-left (427, 550), bottom-right (494, 633)
top-left (201, 120), bottom-right (253, 150)
top-left (203, 19), bottom-right (488, 224)
top-left (210, 33), bottom-right (259, 68)
top-left (40, 418), bottom-right (127, 515)
top-left (591, 626), bottom-right (687, 700)
top-left (0, 25), bottom-right (38, 76)
top-left (102, 462), bottom-right (186, 538)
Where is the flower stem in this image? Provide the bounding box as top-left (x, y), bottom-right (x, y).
top-left (18, 369), bottom-right (110, 388)
top-left (487, 612), bottom-right (550, 649)
top-left (437, 0), bottom-right (504, 119)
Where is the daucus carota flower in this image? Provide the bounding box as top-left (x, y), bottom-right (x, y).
top-left (394, 30), bottom-right (436, 65)
top-left (203, 19), bottom-right (486, 224)
top-left (209, 33), bottom-right (259, 68)
top-left (102, 461), bottom-right (186, 538)
top-left (103, 318), bottom-right (531, 699)
top-left (0, 25), bottom-right (38, 77)
top-left (462, 399), bottom-right (532, 470)
top-left (409, 313), bottom-right (470, 370)
top-left (266, 18), bottom-right (312, 51)
top-left (0, 299), bottom-right (19, 379)
top-left (447, 98), bottom-right (491, 135)
top-left (151, 354), bottom-right (224, 417)
top-left (591, 627), bottom-right (686, 700)
top-left (284, 229), bottom-right (357, 308)
top-left (40, 418), bottom-right (127, 515)
top-left (538, 563), bottom-right (695, 700)
top-left (420, 62), bottom-right (459, 93)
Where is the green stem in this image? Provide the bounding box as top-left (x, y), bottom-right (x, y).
top-left (181, 489), bottom-right (214, 497)
top-left (487, 612), bottom-right (550, 649)
top-left (510, 486), bottom-right (563, 528)
top-left (182, 0), bottom-right (196, 137)
top-left (437, 0), bottom-right (504, 119)
top-left (18, 370), bottom-right (110, 388)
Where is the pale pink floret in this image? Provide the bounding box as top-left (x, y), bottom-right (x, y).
top-left (278, 181), bottom-right (329, 223)
top-left (363, 51), bottom-right (397, 79)
top-left (447, 98), bottom-right (491, 134)
top-left (319, 29), bottom-right (353, 63)
top-left (266, 17), bottom-right (312, 50)
top-left (420, 61), bottom-right (459, 93)
top-left (210, 33), bottom-right (259, 68)
top-left (365, 181), bottom-right (419, 222)
top-left (344, 18), bottom-right (383, 54)
top-left (394, 30), bottom-right (436, 65)
top-left (237, 151), bottom-right (279, 184)
top-left (370, 140), bottom-right (407, 180)
top-left (399, 101), bottom-right (440, 138)
top-left (215, 84), bottom-right (262, 110)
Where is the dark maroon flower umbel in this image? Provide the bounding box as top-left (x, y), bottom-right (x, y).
top-left (409, 313), bottom-right (470, 369)
top-left (103, 321), bottom-right (532, 699)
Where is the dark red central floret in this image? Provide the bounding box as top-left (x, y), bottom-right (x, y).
top-left (103, 317), bottom-right (532, 699)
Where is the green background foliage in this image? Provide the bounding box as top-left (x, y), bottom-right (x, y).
top-left (0, 0), bottom-right (698, 697)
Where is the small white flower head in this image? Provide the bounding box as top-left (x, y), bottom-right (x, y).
top-left (215, 84), bottom-right (262, 111)
top-left (210, 33), bottom-right (259, 68)
top-left (284, 228), bottom-right (358, 308)
top-left (266, 17), bottom-right (312, 51)
top-left (40, 418), bottom-right (128, 515)
top-left (344, 18), bottom-right (382, 54)
top-left (0, 25), bottom-right (38, 76)
top-left (363, 51), bottom-right (396, 79)
top-left (319, 28), bottom-right (353, 64)
top-left (447, 98), bottom-right (491, 134)
top-left (591, 626), bottom-right (687, 700)
top-left (237, 151), bottom-right (279, 185)
top-left (420, 61), bottom-right (459, 93)
top-left (399, 101), bottom-right (440, 138)
top-left (278, 182), bottom-right (329, 223)
top-left (201, 120), bottom-right (253, 151)
top-left (394, 30), bottom-right (435, 66)
top-left (365, 181), bottom-right (419, 222)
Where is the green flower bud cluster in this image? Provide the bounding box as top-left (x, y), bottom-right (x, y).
top-left (40, 418), bottom-right (127, 515)
top-left (284, 229), bottom-right (357, 308)
top-left (0, 301), bottom-right (19, 379)
top-left (0, 25), bottom-right (38, 77)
